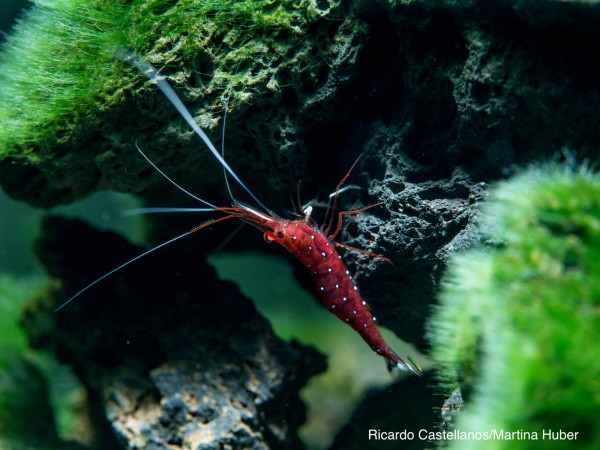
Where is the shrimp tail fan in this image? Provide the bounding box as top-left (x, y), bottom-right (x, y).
top-left (386, 351), bottom-right (423, 377)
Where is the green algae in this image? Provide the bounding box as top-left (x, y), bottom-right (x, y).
top-left (0, 0), bottom-right (337, 160)
top-left (428, 163), bottom-right (600, 449)
top-left (0, 275), bottom-right (85, 450)
top-left (0, 0), bottom-right (129, 158)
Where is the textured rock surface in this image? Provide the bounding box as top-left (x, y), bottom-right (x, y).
top-left (23, 217), bottom-right (325, 449)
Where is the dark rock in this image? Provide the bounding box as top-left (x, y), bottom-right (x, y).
top-left (23, 216), bottom-right (326, 449)
top-left (342, 161), bottom-right (486, 350)
top-left (330, 371), bottom-right (439, 450)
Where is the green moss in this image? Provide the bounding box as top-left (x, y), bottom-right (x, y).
top-left (0, 275), bottom-right (84, 449)
top-left (428, 164), bottom-right (600, 449)
top-left (0, 276), bottom-right (39, 351)
top-left (0, 0), bottom-right (126, 158)
top-left (0, 0), bottom-right (337, 161)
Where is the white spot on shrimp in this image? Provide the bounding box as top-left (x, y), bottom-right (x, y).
top-left (311, 235), bottom-right (315, 240)
top-left (331, 305), bottom-right (336, 309)
top-left (363, 323), bottom-right (367, 328)
top-left (373, 316), bottom-right (377, 322)
top-left (362, 301), bottom-right (366, 306)
top-left (342, 297), bottom-right (348, 302)
top-left (376, 348), bottom-right (382, 353)
top-left (353, 310), bottom-right (357, 315)
top-left (353, 286), bottom-right (358, 291)
top-left (345, 270), bottom-right (349, 275)
top-left (327, 268), bottom-right (332, 273)
top-left (345, 318), bottom-right (349, 322)
top-left (321, 251), bottom-right (326, 258)
top-left (307, 264), bottom-right (311, 268)
top-left (335, 284), bottom-right (339, 289)
top-left (292, 235), bottom-right (297, 240)
top-left (308, 246), bottom-right (313, 252)
top-left (338, 255), bottom-right (342, 259)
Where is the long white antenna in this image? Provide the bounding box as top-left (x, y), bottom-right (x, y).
top-left (135, 143), bottom-right (217, 208)
top-left (118, 49), bottom-right (270, 212)
top-left (123, 207), bottom-right (215, 216)
top-left (221, 95), bottom-right (235, 204)
top-left (54, 229), bottom-right (195, 312)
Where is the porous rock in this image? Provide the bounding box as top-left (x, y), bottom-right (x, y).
top-left (309, 0), bottom-right (600, 350)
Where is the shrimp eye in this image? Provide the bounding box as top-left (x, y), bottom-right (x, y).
top-left (276, 230), bottom-right (285, 239)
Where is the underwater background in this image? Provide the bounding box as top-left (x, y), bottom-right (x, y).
top-left (1, 1), bottom-right (599, 449)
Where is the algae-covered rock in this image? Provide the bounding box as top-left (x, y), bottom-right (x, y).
top-left (0, 0), bottom-right (354, 207)
top-left (428, 164), bottom-right (600, 449)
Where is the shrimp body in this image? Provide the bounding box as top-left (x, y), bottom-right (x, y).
top-left (261, 218), bottom-right (420, 375)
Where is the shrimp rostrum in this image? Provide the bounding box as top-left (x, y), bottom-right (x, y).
top-left (59, 51), bottom-right (422, 377)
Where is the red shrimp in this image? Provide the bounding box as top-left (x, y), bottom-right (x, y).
top-left (190, 163), bottom-right (422, 376)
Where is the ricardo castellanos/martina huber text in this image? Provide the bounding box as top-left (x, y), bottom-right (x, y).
top-left (368, 429), bottom-right (580, 441)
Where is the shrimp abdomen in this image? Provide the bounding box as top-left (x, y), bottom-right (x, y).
top-left (284, 222), bottom-right (388, 356)
top-left (267, 219), bottom-right (420, 375)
